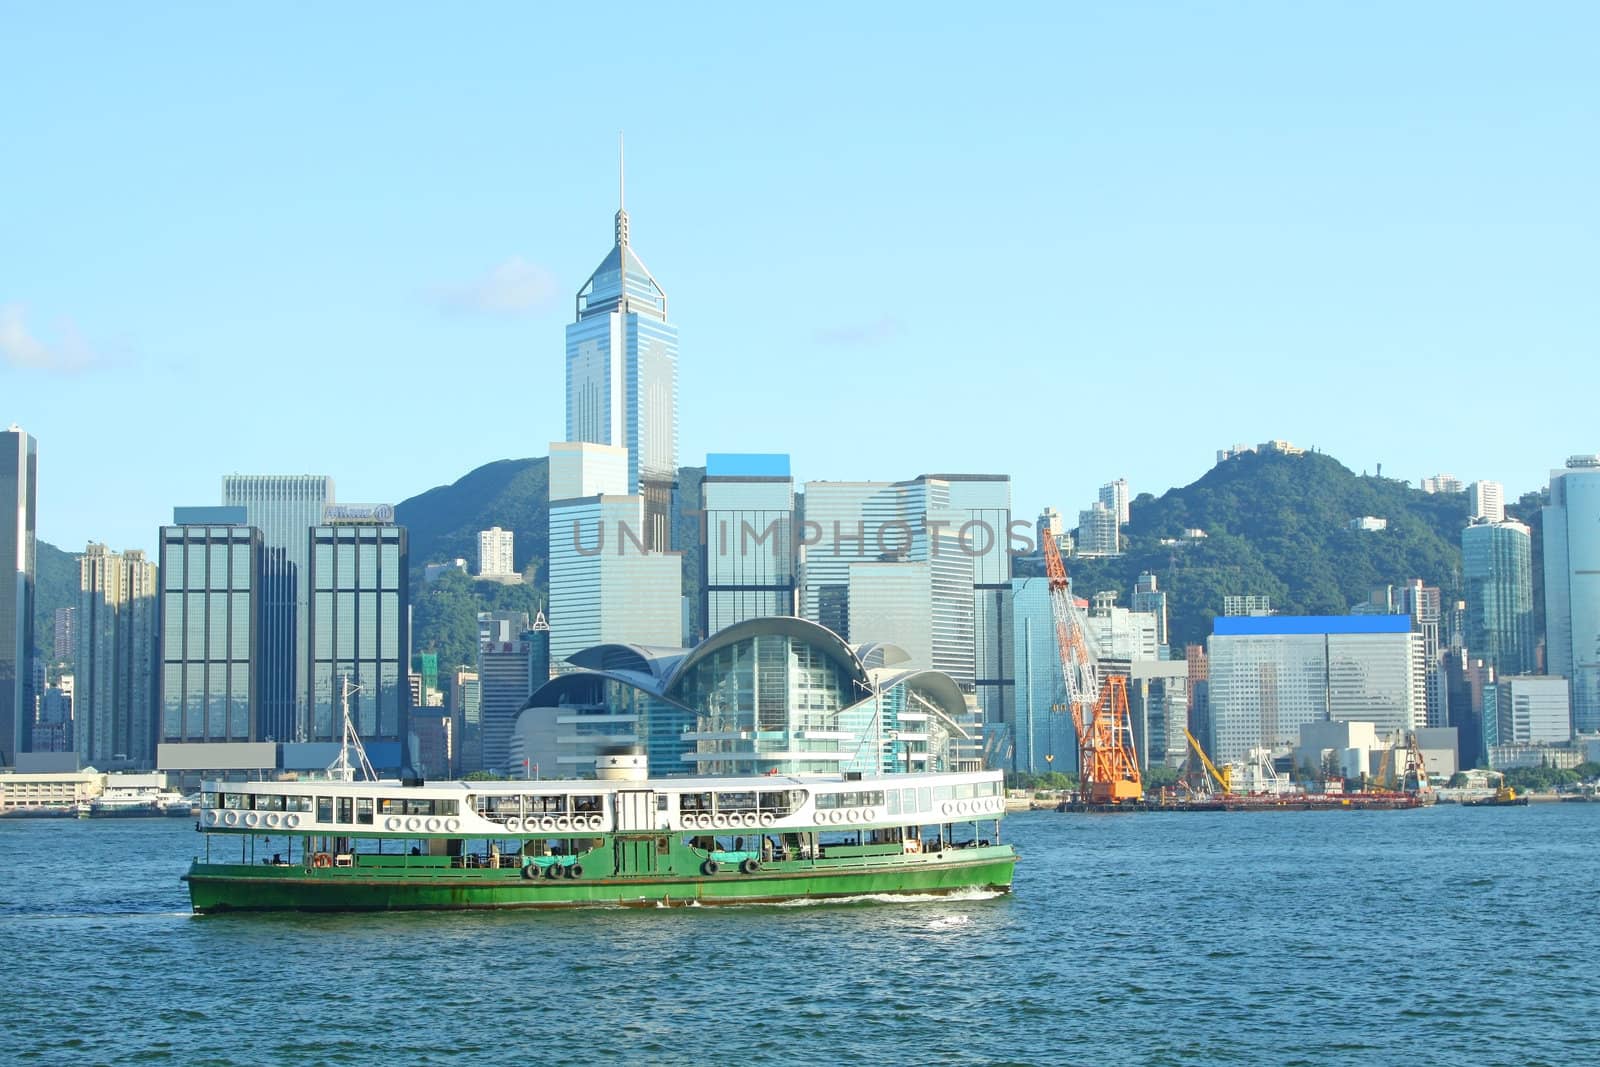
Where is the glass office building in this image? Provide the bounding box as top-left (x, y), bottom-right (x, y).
top-left (1, 426), bottom-right (37, 764)
top-left (1461, 520), bottom-right (1535, 678)
top-left (76, 544), bottom-right (158, 765)
top-left (1011, 575), bottom-right (1077, 775)
top-left (1543, 456), bottom-right (1600, 733)
top-left (1208, 616), bottom-right (1423, 761)
top-left (158, 519), bottom-right (261, 744)
top-left (305, 521), bottom-right (408, 745)
top-left (702, 453), bottom-right (795, 633)
top-left (565, 193), bottom-right (678, 550)
top-left (221, 474), bottom-right (333, 742)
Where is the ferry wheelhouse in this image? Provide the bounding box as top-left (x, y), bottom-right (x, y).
top-left (183, 756), bottom-right (1017, 912)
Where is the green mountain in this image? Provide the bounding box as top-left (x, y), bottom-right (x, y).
top-left (395, 457), bottom-right (549, 586)
top-left (1057, 450), bottom-right (1476, 649)
top-left (31, 540), bottom-right (79, 664)
top-left (395, 457), bottom-right (551, 672)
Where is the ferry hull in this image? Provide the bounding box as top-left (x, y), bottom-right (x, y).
top-left (184, 851), bottom-right (1016, 913)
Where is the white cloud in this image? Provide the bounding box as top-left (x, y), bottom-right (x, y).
top-left (0, 303), bottom-right (101, 373)
top-left (429, 257), bottom-right (559, 316)
top-left (812, 315), bottom-right (904, 347)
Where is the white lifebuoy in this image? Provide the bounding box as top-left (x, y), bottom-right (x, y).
top-left (385, 816), bottom-right (402, 831)
top-left (264, 812), bottom-right (282, 829)
top-left (712, 814), bottom-right (728, 828)
top-left (742, 813), bottom-right (758, 828)
top-left (206, 810), bottom-right (220, 826)
top-left (243, 812), bottom-right (260, 829)
top-left (759, 813), bottom-right (775, 827)
top-left (506, 817), bottom-right (522, 832)
top-left (425, 817), bottom-right (441, 833)
top-left (222, 810), bottom-right (239, 827)
top-left (941, 802), bottom-right (953, 817)
top-left (849, 809), bottom-right (863, 824)
top-left (285, 813), bottom-right (301, 829)
top-left (555, 817), bottom-right (571, 831)
top-left (405, 817), bottom-right (421, 833)
top-left (539, 817), bottom-right (555, 832)
top-left (587, 815), bottom-right (603, 830)
top-left (445, 818), bottom-right (461, 833)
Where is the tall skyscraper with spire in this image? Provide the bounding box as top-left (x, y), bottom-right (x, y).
top-left (564, 139), bottom-right (679, 549)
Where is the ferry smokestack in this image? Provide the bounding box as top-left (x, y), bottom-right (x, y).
top-left (596, 745), bottom-right (648, 782)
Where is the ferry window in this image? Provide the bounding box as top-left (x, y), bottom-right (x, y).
top-left (716, 791), bottom-right (756, 813)
top-left (757, 791), bottom-right (800, 816)
top-left (222, 793), bottom-right (248, 810)
top-left (933, 785), bottom-right (953, 803)
top-left (317, 796), bottom-right (333, 822)
top-left (405, 799), bottom-right (432, 815)
top-left (356, 798), bottom-right (374, 825)
top-left (917, 787), bottom-right (932, 813)
top-left (436, 799), bottom-right (458, 816)
top-left (285, 795), bottom-right (313, 813)
top-left (680, 792), bottom-right (713, 813)
top-left (816, 793), bottom-right (838, 810)
top-left (886, 791), bottom-right (900, 816)
top-left (901, 788), bottom-right (916, 813)
top-left (337, 797), bottom-right (353, 823)
top-left (955, 783), bottom-right (975, 800)
top-left (869, 791), bottom-right (885, 807)
top-left (378, 798), bottom-right (401, 815)
top-left (572, 795), bottom-right (602, 814)
top-left (527, 795), bottom-right (565, 814)
top-left (258, 794), bottom-right (286, 811)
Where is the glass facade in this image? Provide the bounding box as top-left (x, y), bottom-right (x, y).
top-left (1543, 462), bottom-right (1600, 733)
top-left (565, 204), bottom-right (678, 550)
top-left (221, 475), bottom-right (333, 742)
top-left (1461, 521), bottom-right (1535, 678)
top-left (159, 525), bottom-right (260, 744)
top-left (1209, 618), bottom-right (1423, 761)
top-left (75, 545), bottom-right (158, 764)
top-left (1010, 576), bottom-right (1077, 774)
top-left (305, 523), bottom-right (407, 745)
top-left (547, 494), bottom-right (681, 667)
top-left (703, 464), bottom-right (795, 634)
top-left (1, 427), bottom-right (37, 763)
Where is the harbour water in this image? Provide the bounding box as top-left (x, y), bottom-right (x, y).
top-left (2, 805), bottom-right (1595, 1065)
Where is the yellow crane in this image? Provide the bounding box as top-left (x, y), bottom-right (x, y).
top-left (1184, 729), bottom-right (1232, 797)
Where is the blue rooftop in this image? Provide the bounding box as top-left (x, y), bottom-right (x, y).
top-left (706, 453), bottom-right (791, 478)
top-left (1213, 615), bottom-right (1413, 636)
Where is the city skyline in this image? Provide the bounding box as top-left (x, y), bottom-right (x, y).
top-left (5, 4), bottom-right (1598, 553)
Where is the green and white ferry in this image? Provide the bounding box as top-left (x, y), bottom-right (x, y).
top-left (183, 751), bottom-right (1017, 913)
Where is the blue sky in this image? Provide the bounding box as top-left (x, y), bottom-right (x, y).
top-left (4, 2), bottom-right (1596, 554)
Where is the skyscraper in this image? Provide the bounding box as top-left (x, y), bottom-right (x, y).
top-left (546, 442), bottom-right (682, 667)
top-left (1131, 572), bottom-right (1169, 653)
top-left (304, 516), bottom-right (408, 747)
top-left (1461, 520), bottom-right (1535, 679)
top-left (158, 512), bottom-right (261, 747)
top-left (564, 149), bottom-right (679, 550)
top-left (221, 474), bottom-right (334, 741)
top-left (76, 544), bottom-right (159, 765)
top-left (1543, 455), bottom-right (1600, 733)
top-left (702, 453), bottom-right (795, 633)
top-left (1076, 501), bottom-right (1120, 557)
top-left (1, 425), bottom-right (37, 765)
top-left (478, 611), bottom-right (531, 777)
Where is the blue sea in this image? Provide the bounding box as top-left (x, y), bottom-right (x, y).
top-left (2, 804), bottom-right (1595, 1065)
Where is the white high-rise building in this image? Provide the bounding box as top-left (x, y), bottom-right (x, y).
top-left (547, 442), bottom-right (682, 667)
top-left (1467, 480), bottom-right (1505, 524)
top-left (1543, 454), bottom-right (1600, 734)
top-left (477, 527), bottom-right (516, 578)
top-left (1208, 615), bottom-right (1424, 761)
top-left (1099, 479), bottom-right (1130, 525)
top-left (1076, 501), bottom-right (1120, 557)
top-left (1421, 474), bottom-right (1463, 494)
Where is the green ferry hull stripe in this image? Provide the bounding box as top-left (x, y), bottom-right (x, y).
top-left (184, 851), bottom-right (1016, 912)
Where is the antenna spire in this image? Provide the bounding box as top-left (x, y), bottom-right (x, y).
top-left (615, 131), bottom-right (629, 247)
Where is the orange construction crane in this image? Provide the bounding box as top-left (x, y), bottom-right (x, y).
top-left (1042, 531), bottom-right (1143, 805)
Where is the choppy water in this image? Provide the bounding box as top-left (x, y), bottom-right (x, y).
top-left (2, 805), bottom-right (1596, 1065)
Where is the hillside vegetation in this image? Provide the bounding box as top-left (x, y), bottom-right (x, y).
top-left (1061, 450), bottom-right (1471, 648)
